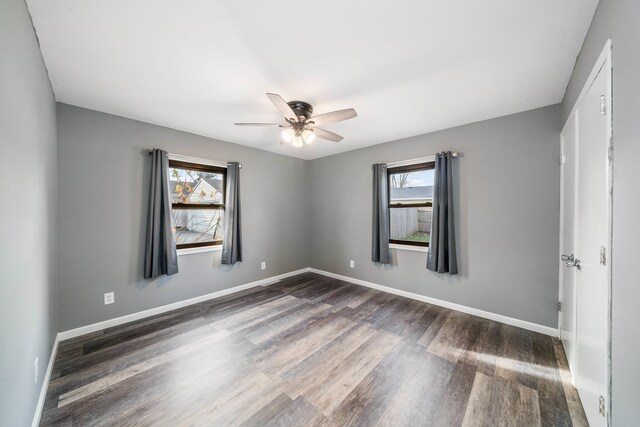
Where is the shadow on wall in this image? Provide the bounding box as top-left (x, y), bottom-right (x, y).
top-left (134, 149), bottom-right (152, 288)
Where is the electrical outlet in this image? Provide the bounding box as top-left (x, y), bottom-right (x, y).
top-left (261, 261), bottom-right (266, 270)
top-left (350, 260), bottom-right (355, 268)
top-left (104, 292), bottom-right (115, 305)
top-left (34, 357), bottom-right (38, 384)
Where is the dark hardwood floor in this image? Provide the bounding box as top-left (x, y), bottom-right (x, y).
top-left (40, 273), bottom-right (587, 426)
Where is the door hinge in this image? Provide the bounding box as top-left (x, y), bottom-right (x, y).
top-left (600, 95), bottom-right (607, 115)
top-left (600, 247), bottom-right (607, 265)
top-left (560, 153), bottom-right (566, 165)
top-left (557, 301), bottom-right (562, 312)
top-left (599, 395), bottom-right (606, 416)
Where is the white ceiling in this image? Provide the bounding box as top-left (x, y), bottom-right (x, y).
top-left (27, 0), bottom-right (597, 160)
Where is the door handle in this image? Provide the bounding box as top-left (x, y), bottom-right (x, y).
top-left (561, 254), bottom-right (581, 270)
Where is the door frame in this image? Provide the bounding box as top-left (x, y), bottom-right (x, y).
top-left (559, 38), bottom-right (612, 422)
top-left (559, 111), bottom-right (578, 381)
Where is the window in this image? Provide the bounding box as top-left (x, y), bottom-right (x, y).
top-left (168, 159), bottom-right (226, 250)
top-left (388, 162), bottom-right (435, 247)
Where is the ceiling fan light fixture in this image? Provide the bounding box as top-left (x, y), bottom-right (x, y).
top-left (281, 128), bottom-right (295, 143)
top-left (302, 129), bottom-right (315, 144)
top-left (291, 132), bottom-right (304, 148)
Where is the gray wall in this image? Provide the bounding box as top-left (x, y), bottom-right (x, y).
top-left (309, 105), bottom-right (561, 328)
top-left (561, 0), bottom-right (640, 422)
top-left (56, 104), bottom-right (309, 331)
top-left (0, 0), bottom-right (58, 425)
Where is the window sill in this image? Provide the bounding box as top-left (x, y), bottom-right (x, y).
top-left (389, 243), bottom-right (429, 253)
top-left (177, 245), bottom-right (223, 256)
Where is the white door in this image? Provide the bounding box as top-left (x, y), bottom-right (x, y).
top-left (559, 111), bottom-right (578, 377)
top-left (574, 62), bottom-right (610, 427)
top-left (559, 40), bottom-right (612, 426)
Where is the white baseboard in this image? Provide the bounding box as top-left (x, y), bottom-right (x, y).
top-left (58, 268), bottom-right (309, 341)
top-left (309, 268), bottom-right (559, 337)
top-left (32, 333), bottom-right (60, 427)
top-left (55, 266), bottom-right (558, 341)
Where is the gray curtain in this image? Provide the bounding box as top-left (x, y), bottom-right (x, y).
top-left (221, 162), bottom-right (242, 264)
top-left (427, 151), bottom-right (458, 274)
top-left (372, 163), bottom-right (391, 264)
top-left (144, 149), bottom-right (178, 279)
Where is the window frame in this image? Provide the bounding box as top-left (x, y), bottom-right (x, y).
top-left (168, 159), bottom-right (227, 250)
top-left (387, 161), bottom-right (435, 247)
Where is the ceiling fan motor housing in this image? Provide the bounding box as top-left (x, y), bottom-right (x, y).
top-left (287, 101), bottom-right (313, 121)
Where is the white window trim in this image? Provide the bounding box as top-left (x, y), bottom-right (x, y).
top-left (167, 153), bottom-right (229, 168)
top-left (389, 243), bottom-right (429, 253)
top-left (177, 245), bottom-right (223, 256)
top-left (385, 155), bottom-right (435, 168)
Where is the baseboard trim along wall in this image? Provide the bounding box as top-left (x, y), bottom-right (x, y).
top-left (58, 268), bottom-right (309, 341)
top-left (32, 333), bottom-right (60, 427)
top-left (309, 268), bottom-right (559, 337)
top-left (58, 266), bottom-right (558, 343)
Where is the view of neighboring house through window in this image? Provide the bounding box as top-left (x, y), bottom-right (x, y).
top-left (388, 162), bottom-right (435, 246)
top-left (168, 160), bottom-right (226, 249)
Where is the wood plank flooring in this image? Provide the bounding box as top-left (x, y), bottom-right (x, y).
top-left (40, 273), bottom-right (588, 426)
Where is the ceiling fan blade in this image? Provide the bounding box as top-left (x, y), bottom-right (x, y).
top-left (308, 108), bottom-right (357, 126)
top-left (313, 128), bottom-right (344, 142)
top-left (234, 122), bottom-right (282, 126)
top-left (266, 93), bottom-right (298, 122)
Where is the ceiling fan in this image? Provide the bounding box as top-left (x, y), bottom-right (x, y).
top-left (235, 93), bottom-right (357, 147)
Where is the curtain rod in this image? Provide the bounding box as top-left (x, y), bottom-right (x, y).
top-left (384, 151), bottom-right (459, 168)
top-left (145, 150), bottom-right (241, 168)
